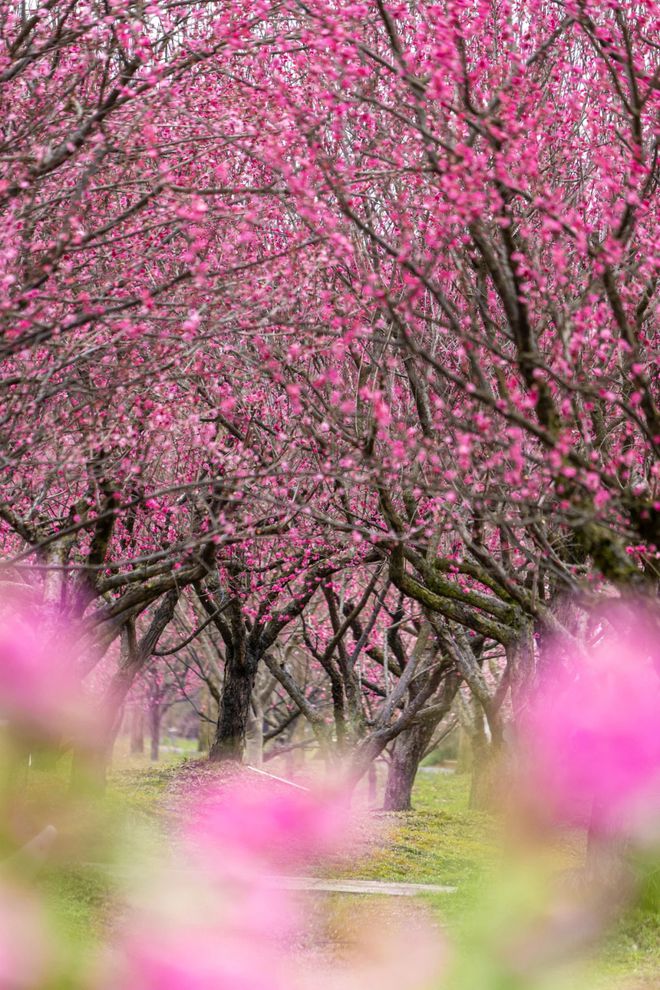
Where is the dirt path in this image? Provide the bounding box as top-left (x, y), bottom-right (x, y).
top-left (270, 876), bottom-right (456, 895)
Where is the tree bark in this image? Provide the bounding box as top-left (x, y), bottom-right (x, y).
top-left (468, 710), bottom-right (504, 811)
top-left (197, 687), bottom-right (215, 753)
top-left (383, 722), bottom-right (435, 811)
top-left (245, 697), bottom-right (264, 767)
top-left (130, 706), bottom-right (144, 755)
top-left (70, 590), bottom-right (178, 789)
top-left (209, 649), bottom-right (258, 762)
top-left (149, 702), bottom-right (161, 762)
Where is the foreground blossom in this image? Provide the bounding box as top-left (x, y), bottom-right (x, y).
top-left (521, 612), bottom-right (660, 838)
top-left (110, 773), bottom-right (445, 990)
top-left (115, 923), bottom-right (291, 990)
top-left (0, 601), bottom-right (91, 742)
top-left (0, 884), bottom-right (52, 989)
top-left (183, 775), bottom-right (353, 873)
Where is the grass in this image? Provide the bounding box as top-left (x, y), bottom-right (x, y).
top-left (39, 866), bottom-right (112, 944)
top-left (344, 770), bottom-right (497, 887)
top-left (595, 909), bottom-right (660, 989)
top-left (334, 766), bottom-right (658, 986)
top-left (27, 750), bottom-right (659, 988)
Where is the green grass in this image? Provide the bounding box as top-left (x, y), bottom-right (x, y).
top-left (106, 762), bottom-right (179, 817)
top-left (346, 771), bottom-right (497, 888)
top-left (332, 767), bottom-right (658, 987)
top-left (27, 755), bottom-right (659, 988)
top-left (39, 866), bottom-right (112, 943)
top-left (332, 770), bottom-right (499, 927)
top-left (591, 866), bottom-right (660, 989)
top-left (364, 769), bottom-right (658, 988)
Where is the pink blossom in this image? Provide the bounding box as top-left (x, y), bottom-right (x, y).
top-left (117, 927), bottom-right (289, 990)
top-left (0, 602), bottom-right (90, 741)
top-left (184, 777), bottom-right (353, 875)
top-left (112, 780), bottom-right (360, 990)
top-left (0, 885), bottom-right (51, 989)
top-left (521, 611), bottom-right (660, 837)
top-left (112, 774), bottom-right (444, 990)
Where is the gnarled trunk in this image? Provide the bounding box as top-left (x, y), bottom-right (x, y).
top-left (149, 702), bottom-right (161, 761)
top-left (71, 591), bottom-right (178, 790)
top-left (209, 649), bottom-right (258, 762)
top-left (245, 697), bottom-right (264, 767)
top-left (130, 706), bottom-right (144, 755)
top-left (383, 722), bottom-right (435, 811)
top-left (469, 715), bottom-right (505, 811)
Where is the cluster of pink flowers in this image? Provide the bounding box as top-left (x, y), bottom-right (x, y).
top-left (0, 600), bottom-right (91, 743)
top-left (521, 609), bottom-right (660, 839)
top-left (184, 776), bottom-right (351, 871)
top-left (1, 592), bottom-right (659, 989)
top-left (110, 776), bottom-right (442, 990)
top-left (0, 885), bottom-right (51, 990)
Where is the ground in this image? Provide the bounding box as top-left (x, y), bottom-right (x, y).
top-left (34, 741), bottom-right (659, 988)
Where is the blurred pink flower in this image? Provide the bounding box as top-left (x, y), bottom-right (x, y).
top-left (117, 927), bottom-right (289, 990)
top-left (111, 782), bottom-right (339, 990)
top-left (0, 601), bottom-right (89, 740)
top-left (521, 611), bottom-right (660, 837)
top-left (0, 884), bottom-right (51, 989)
top-left (110, 774), bottom-right (444, 990)
top-left (184, 776), bottom-right (353, 874)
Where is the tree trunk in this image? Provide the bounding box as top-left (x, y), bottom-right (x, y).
top-left (586, 802), bottom-right (630, 892)
top-left (469, 721), bottom-right (504, 811)
top-left (368, 761), bottom-right (378, 805)
top-left (70, 591), bottom-right (179, 789)
top-left (198, 717), bottom-right (213, 753)
top-left (383, 722), bottom-right (434, 811)
top-left (209, 650), bottom-right (258, 762)
top-left (245, 698), bottom-right (264, 767)
top-left (197, 687), bottom-right (215, 753)
top-left (130, 706), bottom-right (144, 755)
top-left (149, 702), bottom-right (161, 762)
top-left (456, 726), bottom-right (471, 773)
